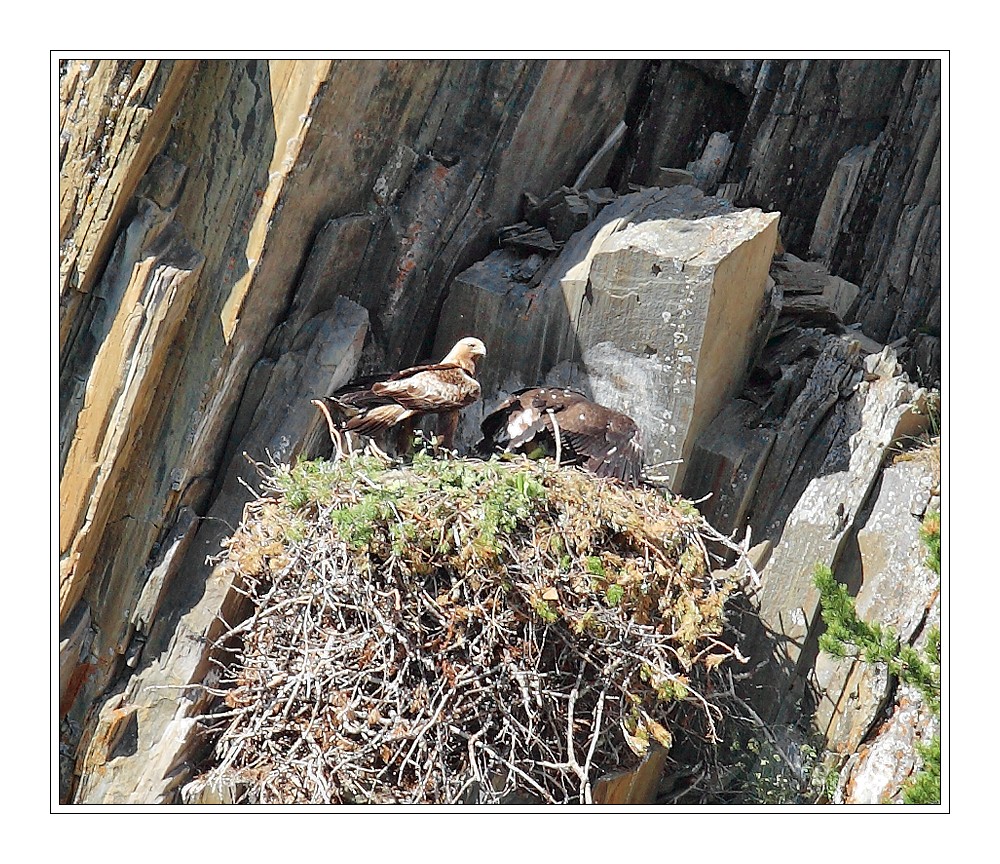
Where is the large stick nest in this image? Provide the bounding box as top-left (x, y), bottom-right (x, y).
top-left (194, 450), bottom-right (754, 804)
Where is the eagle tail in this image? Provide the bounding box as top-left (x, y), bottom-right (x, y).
top-left (314, 394), bottom-right (362, 421)
top-left (345, 404), bottom-right (415, 436)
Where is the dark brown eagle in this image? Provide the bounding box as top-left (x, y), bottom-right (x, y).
top-left (478, 387), bottom-right (645, 485)
top-left (314, 337), bottom-right (486, 452)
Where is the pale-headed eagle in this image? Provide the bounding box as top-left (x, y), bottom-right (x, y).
top-left (315, 337), bottom-right (486, 452)
top-left (478, 387), bottom-right (645, 485)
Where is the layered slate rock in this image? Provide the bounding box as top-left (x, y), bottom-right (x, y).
top-left (436, 184), bottom-right (779, 488)
top-left (59, 61), bottom-right (196, 337)
top-left (59, 197), bottom-right (205, 623)
top-left (72, 297), bottom-right (368, 805)
top-left (627, 59), bottom-right (940, 380)
top-left (835, 683), bottom-right (939, 804)
top-left (813, 458), bottom-right (939, 754)
top-left (770, 253), bottom-right (860, 327)
top-left (742, 346), bottom-right (930, 724)
top-left (680, 399), bottom-right (777, 539)
top-left (59, 59), bottom-right (647, 803)
top-left (818, 61), bottom-right (942, 350)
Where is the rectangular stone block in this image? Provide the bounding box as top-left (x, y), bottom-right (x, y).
top-left (437, 185), bottom-right (779, 486)
top-left (567, 192), bottom-right (778, 485)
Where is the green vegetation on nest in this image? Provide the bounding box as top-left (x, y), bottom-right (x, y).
top-left (205, 449), bottom-right (751, 804)
top-left (272, 449), bottom-right (546, 562)
top-left (266, 449), bottom-right (728, 638)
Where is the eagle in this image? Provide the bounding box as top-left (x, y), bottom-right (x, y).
top-left (478, 387), bottom-right (645, 485)
top-left (314, 337), bottom-right (486, 453)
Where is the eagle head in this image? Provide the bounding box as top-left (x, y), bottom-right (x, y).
top-left (443, 337), bottom-right (487, 374)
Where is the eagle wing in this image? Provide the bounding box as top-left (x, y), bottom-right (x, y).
top-left (372, 364), bottom-right (481, 412)
top-left (318, 342), bottom-right (484, 445)
top-left (479, 388), bottom-right (581, 450)
top-left (479, 387), bottom-right (644, 484)
top-left (553, 401), bottom-right (644, 484)
top-left (329, 372), bottom-right (394, 414)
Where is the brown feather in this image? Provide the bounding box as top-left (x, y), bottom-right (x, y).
top-left (479, 387), bottom-right (644, 485)
top-left (316, 337), bottom-right (486, 451)
top-left (344, 404), bottom-right (415, 436)
top-left (372, 366), bottom-right (481, 412)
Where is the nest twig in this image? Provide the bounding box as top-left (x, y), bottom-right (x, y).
top-left (194, 453), bottom-right (755, 804)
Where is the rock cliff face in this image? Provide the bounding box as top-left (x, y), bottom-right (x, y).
top-left (434, 184), bottom-right (779, 488)
top-left (58, 58), bottom-right (942, 804)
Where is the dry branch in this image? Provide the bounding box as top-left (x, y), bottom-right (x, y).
top-left (192, 452), bottom-right (755, 804)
